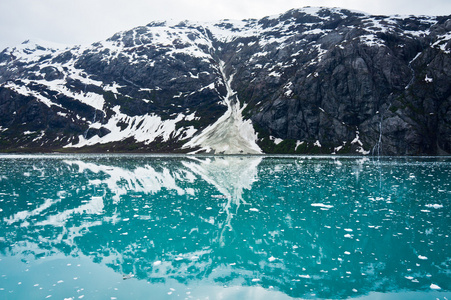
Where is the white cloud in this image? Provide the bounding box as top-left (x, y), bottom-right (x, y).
top-left (0, 0), bottom-right (450, 51)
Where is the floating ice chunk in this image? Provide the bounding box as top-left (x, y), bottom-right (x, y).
top-left (344, 234), bottom-right (353, 238)
top-left (425, 204), bottom-right (443, 209)
top-left (430, 283), bottom-right (441, 290)
top-left (311, 203), bottom-right (333, 209)
top-left (251, 278), bottom-right (261, 282)
top-left (249, 208), bottom-right (259, 212)
top-left (268, 256), bottom-right (277, 262)
top-left (418, 255), bottom-right (428, 260)
top-left (153, 260), bottom-right (162, 266)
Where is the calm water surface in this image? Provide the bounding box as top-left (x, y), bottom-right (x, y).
top-left (0, 154), bottom-right (450, 299)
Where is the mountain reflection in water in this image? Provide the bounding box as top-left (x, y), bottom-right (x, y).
top-left (0, 155), bottom-right (450, 299)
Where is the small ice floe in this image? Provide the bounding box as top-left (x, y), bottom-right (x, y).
top-left (425, 204), bottom-right (443, 209)
top-left (268, 256), bottom-right (277, 262)
top-left (311, 203), bottom-right (333, 209)
top-left (251, 278), bottom-right (261, 282)
top-left (249, 208), bottom-right (259, 212)
top-left (418, 255), bottom-right (428, 260)
top-left (122, 273), bottom-right (135, 280)
top-left (430, 283), bottom-right (441, 290)
top-left (153, 260), bottom-right (162, 266)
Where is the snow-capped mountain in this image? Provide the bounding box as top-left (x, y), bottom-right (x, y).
top-left (1, 7), bottom-right (450, 155)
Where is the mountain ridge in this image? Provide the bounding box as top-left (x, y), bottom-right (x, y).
top-left (1, 7), bottom-right (450, 155)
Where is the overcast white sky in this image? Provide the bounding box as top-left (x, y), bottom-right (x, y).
top-left (1, 0), bottom-right (450, 51)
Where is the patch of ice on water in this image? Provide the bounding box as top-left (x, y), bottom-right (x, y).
top-left (268, 256), bottom-right (277, 262)
top-left (311, 203), bottom-right (333, 209)
top-left (425, 204), bottom-right (443, 209)
top-left (430, 283), bottom-right (441, 290)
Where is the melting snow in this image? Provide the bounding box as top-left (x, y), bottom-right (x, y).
top-left (183, 61), bottom-right (261, 154)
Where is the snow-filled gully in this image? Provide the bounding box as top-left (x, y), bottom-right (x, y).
top-left (183, 61), bottom-right (262, 154)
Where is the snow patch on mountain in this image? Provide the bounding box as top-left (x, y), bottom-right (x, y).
top-left (183, 61), bottom-right (261, 154)
top-left (65, 106), bottom-right (196, 148)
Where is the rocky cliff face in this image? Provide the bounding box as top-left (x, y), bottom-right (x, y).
top-left (0, 7), bottom-right (450, 155)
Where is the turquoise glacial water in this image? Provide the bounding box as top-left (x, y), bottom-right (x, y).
top-left (0, 154), bottom-right (450, 299)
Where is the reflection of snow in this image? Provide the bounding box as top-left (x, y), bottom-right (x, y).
top-left (183, 156), bottom-right (262, 245)
top-left (64, 160), bottom-right (187, 203)
top-left (63, 156), bottom-right (262, 243)
top-left (4, 198), bottom-right (60, 225)
top-left (37, 196), bottom-right (104, 227)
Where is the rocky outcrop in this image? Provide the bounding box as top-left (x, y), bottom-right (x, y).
top-left (0, 7), bottom-right (450, 155)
